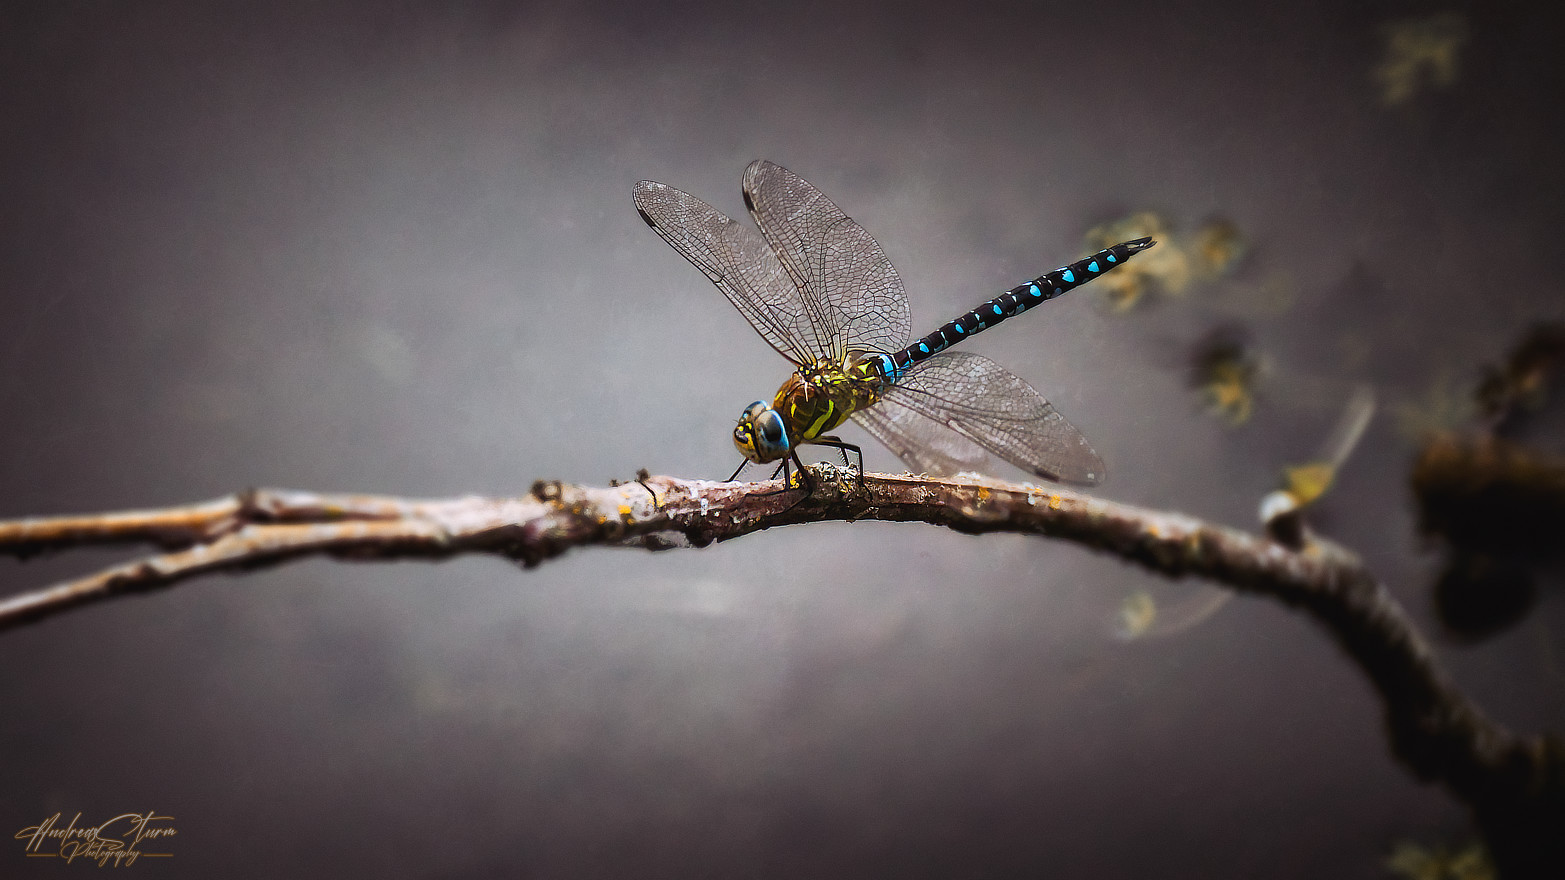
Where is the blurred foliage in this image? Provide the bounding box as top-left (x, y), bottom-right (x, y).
top-left (1395, 371), bottom-right (1480, 443)
top-left (1374, 12), bottom-right (1468, 106)
top-left (1188, 326), bottom-right (1262, 426)
top-left (1476, 322), bottom-right (1565, 437)
top-left (1190, 217), bottom-right (1247, 281)
top-left (1112, 584), bottom-right (1232, 642)
top-left (1084, 212), bottom-right (1246, 312)
top-left (1116, 589), bottom-right (1158, 640)
top-left (1262, 385), bottom-right (1376, 546)
top-left (1385, 839), bottom-right (1493, 880)
top-left (1281, 461), bottom-right (1336, 508)
top-left (1278, 385), bottom-right (1376, 505)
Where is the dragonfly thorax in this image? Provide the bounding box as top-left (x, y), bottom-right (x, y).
top-left (733, 357), bottom-right (886, 465)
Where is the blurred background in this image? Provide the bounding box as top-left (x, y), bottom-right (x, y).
top-left (2, 1), bottom-right (1562, 876)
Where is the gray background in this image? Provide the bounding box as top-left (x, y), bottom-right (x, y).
top-left (2, 1), bottom-right (1561, 876)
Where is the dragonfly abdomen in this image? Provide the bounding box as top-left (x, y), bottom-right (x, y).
top-left (869, 237), bottom-right (1155, 383)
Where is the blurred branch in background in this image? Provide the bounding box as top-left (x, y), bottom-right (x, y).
top-left (1414, 434), bottom-right (1565, 643)
top-left (1411, 323), bottom-right (1565, 647)
top-left (0, 469), bottom-right (1561, 875)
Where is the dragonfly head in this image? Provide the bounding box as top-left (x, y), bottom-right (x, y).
top-left (734, 401), bottom-right (791, 464)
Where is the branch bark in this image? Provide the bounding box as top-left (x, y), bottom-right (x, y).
top-left (1, 468), bottom-right (1560, 875)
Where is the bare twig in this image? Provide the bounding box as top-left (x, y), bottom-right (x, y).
top-left (0, 468), bottom-right (1560, 874)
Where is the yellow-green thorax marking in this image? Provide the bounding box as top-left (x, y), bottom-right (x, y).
top-left (733, 355), bottom-right (885, 465)
top-left (778, 356), bottom-right (885, 441)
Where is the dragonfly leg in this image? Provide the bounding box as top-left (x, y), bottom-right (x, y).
top-left (786, 450), bottom-right (815, 495)
top-left (812, 436), bottom-right (864, 489)
top-left (815, 435), bottom-right (854, 469)
top-left (727, 459), bottom-right (749, 482)
top-left (752, 454), bottom-right (812, 499)
top-left (775, 451), bottom-right (817, 512)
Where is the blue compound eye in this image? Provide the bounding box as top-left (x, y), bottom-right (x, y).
top-left (734, 402), bottom-right (789, 464)
top-left (757, 411), bottom-right (783, 444)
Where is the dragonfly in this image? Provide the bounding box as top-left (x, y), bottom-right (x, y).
top-left (633, 160), bottom-right (1153, 490)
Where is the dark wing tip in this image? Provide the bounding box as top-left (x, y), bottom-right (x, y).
top-left (741, 159), bottom-right (776, 212)
top-left (632, 180), bottom-right (666, 227)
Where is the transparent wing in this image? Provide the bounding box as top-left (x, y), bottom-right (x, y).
top-left (633, 179), bottom-right (816, 365)
top-left (851, 392), bottom-right (994, 477)
top-left (742, 160), bottom-right (911, 360)
top-left (855, 351), bottom-right (1106, 485)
